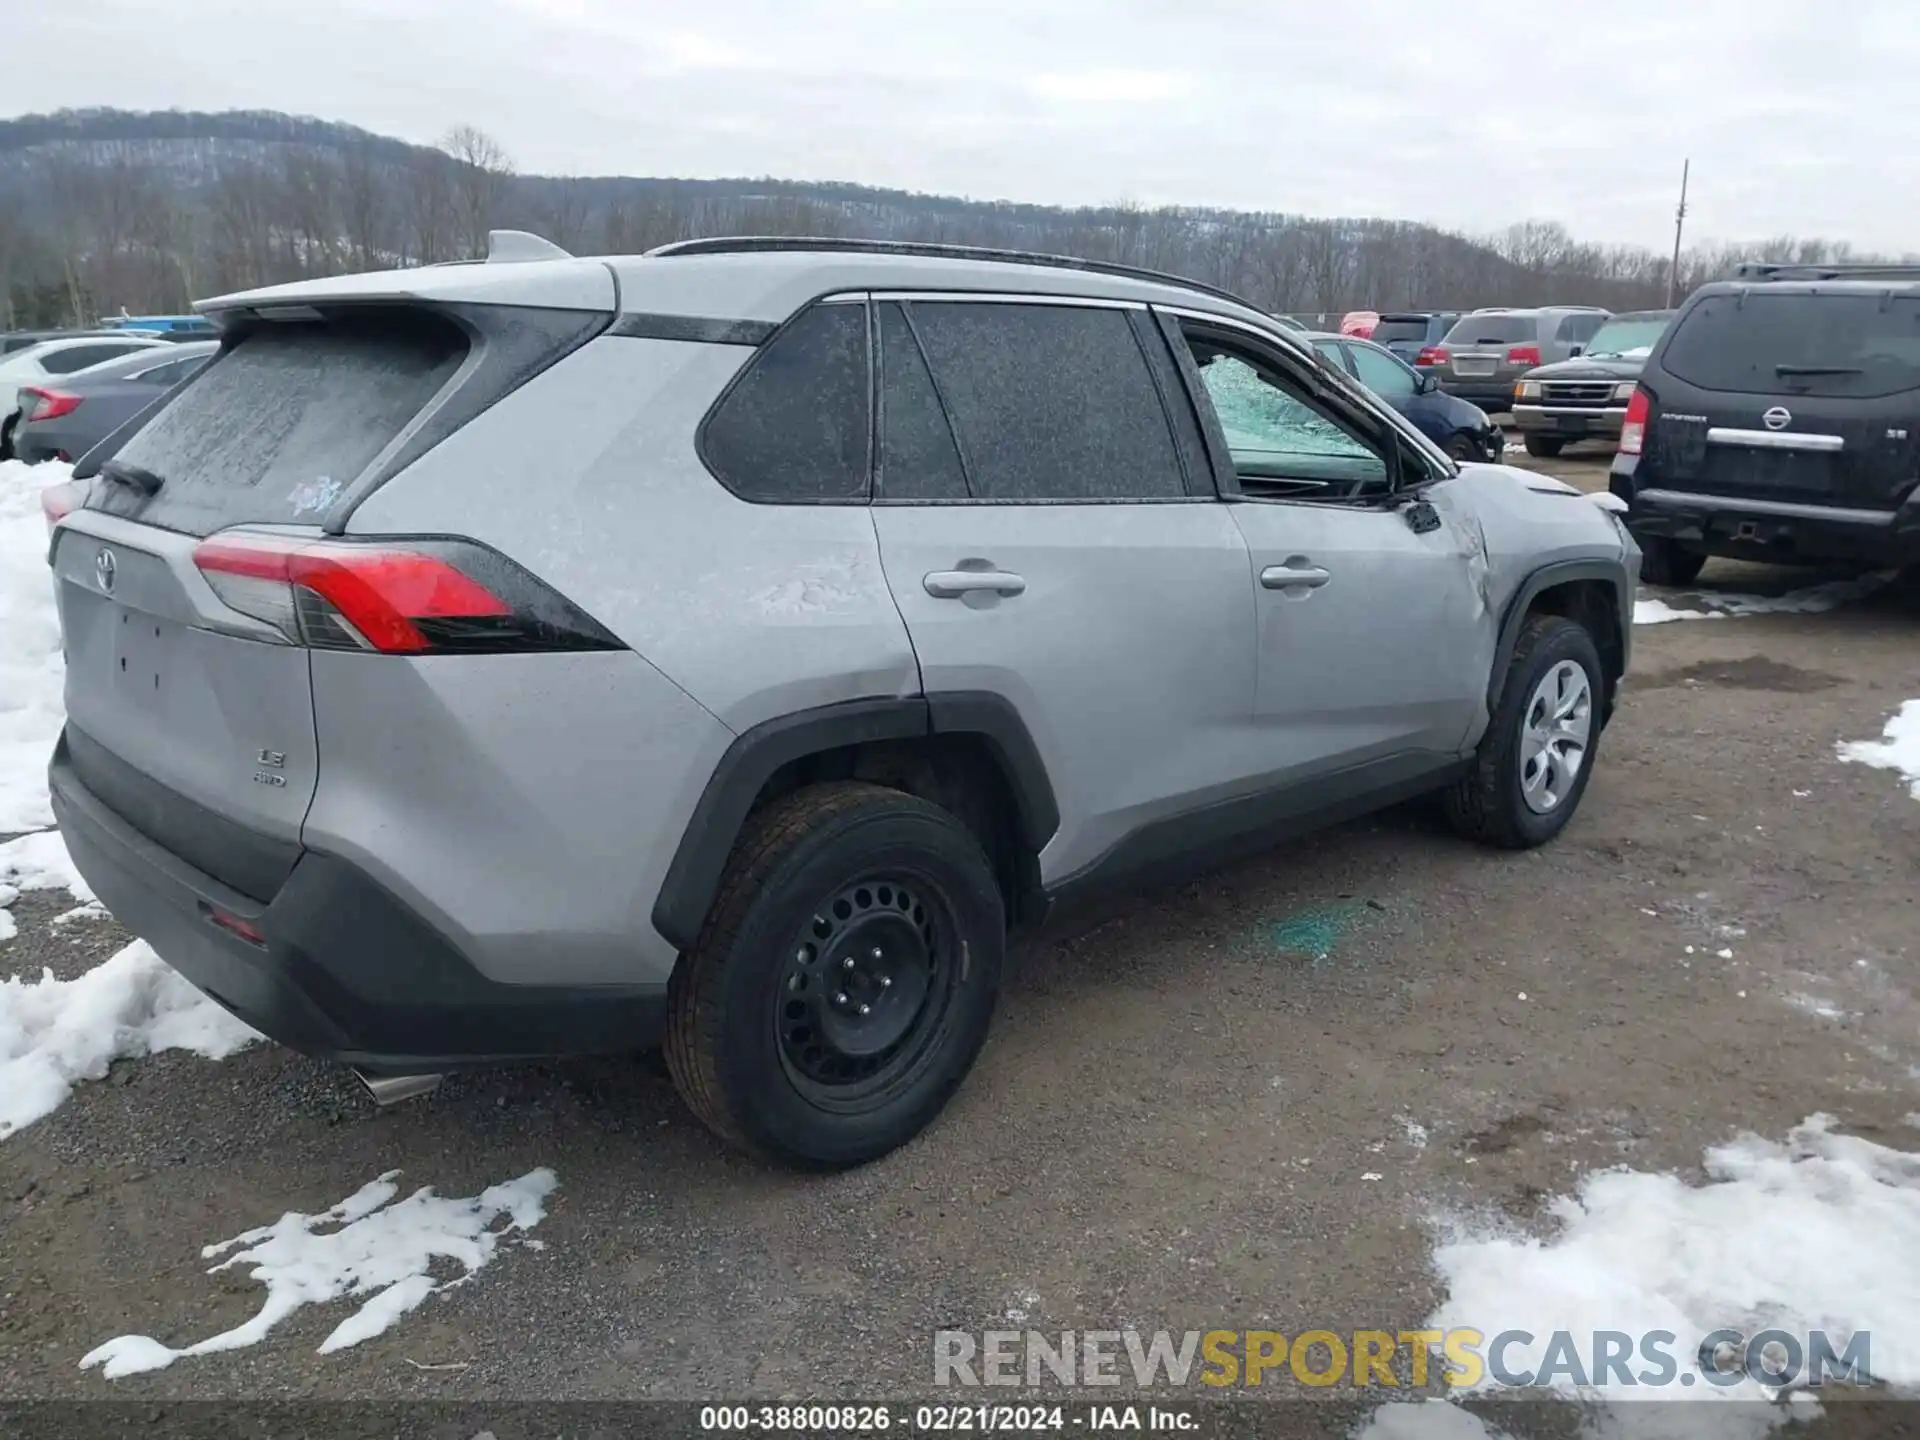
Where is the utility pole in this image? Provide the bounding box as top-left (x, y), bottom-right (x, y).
top-left (1666, 158), bottom-right (1690, 309)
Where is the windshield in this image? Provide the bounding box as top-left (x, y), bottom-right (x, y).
top-left (1583, 316), bottom-right (1671, 359)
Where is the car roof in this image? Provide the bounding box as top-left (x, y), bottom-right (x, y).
top-left (1602, 310), bottom-right (1675, 321)
top-left (203, 237), bottom-right (1288, 336)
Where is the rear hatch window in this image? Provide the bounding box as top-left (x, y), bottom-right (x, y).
top-left (89, 309), bottom-right (468, 535)
top-left (1661, 292), bottom-right (1920, 398)
top-left (1371, 318), bottom-right (1433, 345)
top-left (1442, 315), bottom-right (1534, 346)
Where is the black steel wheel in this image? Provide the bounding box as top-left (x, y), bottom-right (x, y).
top-left (665, 781), bottom-right (1004, 1169)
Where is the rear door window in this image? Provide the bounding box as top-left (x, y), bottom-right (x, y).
top-left (1443, 315), bottom-right (1534, 346)
top-left (93, 311), bottom-right (468, 535)
top-left (905, 301), bottom-right (1187, 501)
top-left (701, 301), bottom-right (870, 503)
top-left (1660, 292), bottom-right (1920, 398)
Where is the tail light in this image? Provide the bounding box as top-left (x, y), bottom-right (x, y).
top-left (40, 480), bottom-right (83, 533)
top-left (1506, 345), bottom-right (1543, 367)
top-left (19, 387), bottom-right (81, 423)
top-left (1414, 346), bottom-right (1448, 367)
top-left (1619, 388), bottom-right (1651, 456)
top-left (192, 533), bottom-right (625, 655)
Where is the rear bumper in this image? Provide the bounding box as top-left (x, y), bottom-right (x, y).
top-left (1438, 379), bottom-right (1517, 408)
top-left (1512, 404), bottom-right (1626, 439)
top-left (50, 734), bottom-right (668, 1072)
top-left (1611, 467), bottom-right (1920, 566)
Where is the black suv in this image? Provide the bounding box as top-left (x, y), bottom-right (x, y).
top-left (1612, 262), bottom-right (1920, 586)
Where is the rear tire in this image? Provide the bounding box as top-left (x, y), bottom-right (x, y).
top-left (1446, 615), bottom-right (1605, 850)
top-left (1523, 434), bottom-right (1564, 458)
top-left (664, 781), bottom-right (1004, 1170)
top-left (1638, 536), bottom-right (1707, 588)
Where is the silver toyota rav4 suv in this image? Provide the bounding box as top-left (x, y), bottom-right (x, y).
top-left (45, 235), bottom-right (1639, 1169)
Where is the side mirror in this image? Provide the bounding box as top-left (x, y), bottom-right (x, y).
top-left (1569, 345), bottom-right (1585, 357)
top-left (1414, 370), bottom-right (1438, 394)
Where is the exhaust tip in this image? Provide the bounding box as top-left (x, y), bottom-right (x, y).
top-left (355, 1070), bottom-right (444, 1107)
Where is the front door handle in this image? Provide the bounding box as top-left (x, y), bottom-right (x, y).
top-left (924, 570), bottom-right (1027, 599)
top-left (1260, 564), bottom-right (1332, 590)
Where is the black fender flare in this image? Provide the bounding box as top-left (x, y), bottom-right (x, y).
top-left (651, 693), bottom-right (1058, 952)
top-left (1486, 558), bottom-right (1632, 713)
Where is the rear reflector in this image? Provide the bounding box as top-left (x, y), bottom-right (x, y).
top-left (1414, 346), bottom-right (1448, 367)
top-left (1620, 388), bottom-right (1650, 456)
top-left (40, 480), bottom-right (83, 532)
top-left (201, 902), bottom-right (266, 947)
top-left (20, 386), bottom-right (81, 423)
top-left (192, 532), bottom-right (624, 656)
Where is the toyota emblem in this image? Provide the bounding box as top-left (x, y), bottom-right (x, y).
top-left (94, 546), bottom-right (117, 593)
top-left (1762, 406), bottom-right (1792, 431)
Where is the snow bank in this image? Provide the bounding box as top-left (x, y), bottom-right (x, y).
top-left (1838, 699), bottom-right (1920, 799)
top-left (1401, 1116), bottom-right (1920, 1435)
top-left (81, 1167), bottom-right (559, 1377)
top-left (1635, 571), bottom-right (1892, 624)
top-left (0, 939), bottom-right (259, 1139)
top-left (0, 459), bottom-right (73, 834)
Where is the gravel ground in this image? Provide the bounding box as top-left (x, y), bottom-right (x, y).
top-left (3, 446), bottom-right (1918, 1425)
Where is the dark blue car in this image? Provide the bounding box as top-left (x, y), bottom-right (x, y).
top-left (1307, 331), bottom-right (1504, 462)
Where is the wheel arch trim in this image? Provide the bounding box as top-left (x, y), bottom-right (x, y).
top-left (1487, 558), bottom-right (1631, 713)
top-left (651, 693), bottom-right (1059, 952)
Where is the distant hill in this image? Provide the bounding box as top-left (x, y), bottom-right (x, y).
top-left (0, 106), bottom-right (1877, 327)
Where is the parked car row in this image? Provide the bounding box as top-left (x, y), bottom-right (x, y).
top-left (9, 340), bottom-right (217, 464)
top-left (0, 332), bottom-right (177, 460)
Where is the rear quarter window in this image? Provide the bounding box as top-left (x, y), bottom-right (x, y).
top-left (1661, 292), bottom-right (1920, 398)
top-left (700, 301), bottom-right (870, 503)
top-left (94, 310), bottom-right (468, 535)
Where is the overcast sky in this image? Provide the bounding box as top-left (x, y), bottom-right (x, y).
top-left (11, 0), bottom-right (1916, 254)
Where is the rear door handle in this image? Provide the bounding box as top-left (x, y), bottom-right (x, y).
top-left (1260, 564), bottom-right (1332, 590)
top-left (924, 570), bottom-right (1027, 599)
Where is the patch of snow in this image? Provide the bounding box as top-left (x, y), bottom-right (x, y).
top-left (1399, 1115), bottom-right (1430, 1149)
top-left (0, 459), bottom-right (74, 833)
top-left (1633, 597), bottom-right (1726, 626)
top-left (1353, 1400), bottom-right (1509, 1438)
top-left (1837, 700), bottom-right (1920, 799)
top-left (0, 940), bottom-right (259, 1139)
top-left (0, 827), bottom-right (92, 902)
top-left (1784, 993), bottom-right (1846, 1021)
top-left (1619, 345), bottom-right (1653, 359)
top-left (1422, 1115), bottom-right (1920, 1423)
top-left (1634, 571), bottom-right (1893, 625)
top-left (81, 1167), bottom-right (558, 1377)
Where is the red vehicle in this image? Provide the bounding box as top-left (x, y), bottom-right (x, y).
top-left (1339, 310), bottom-right (1380, 339)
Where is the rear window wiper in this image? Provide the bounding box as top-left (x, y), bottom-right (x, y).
top-left (1773, 364), bottom-right (1863, 376)
top-left (99, 459), bottom-right (165, 495)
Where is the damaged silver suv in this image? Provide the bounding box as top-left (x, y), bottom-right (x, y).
top-left (46, 235), bottom-right (1640, 1169)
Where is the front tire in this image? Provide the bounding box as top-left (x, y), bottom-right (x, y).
top-left (1638, 536), bottom-right (1707, 588)
top-left (1445, 433), bottom-right (1481, 463)
top-left (1446, 615), bottom-right (1605, 849)
top-left (1523, 434), bottom-right (1565, 458)
top-left (665, 781), bottom-right (1004, 1169)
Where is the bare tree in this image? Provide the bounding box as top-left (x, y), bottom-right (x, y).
top-left (442, 125), bottom-right (514, 258)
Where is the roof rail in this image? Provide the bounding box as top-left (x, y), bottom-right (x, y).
top-left (644, 235), bottom-right (1271, 315)
top-left (488, 229), bottom-right (573, 263)
top-left (1731, 260), bottom-right (1920, 282)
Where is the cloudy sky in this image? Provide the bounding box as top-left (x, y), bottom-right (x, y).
top-left (12, 0), bottom-right (1916, 253)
